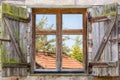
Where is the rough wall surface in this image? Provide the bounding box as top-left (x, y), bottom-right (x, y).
top-left (0, 0), bottom-right (120, 80)
top-left (25, 0), bottom-right (120, 5)
top-left (1, 0), bottom-right (120, 5)
top-left (1, 75), bottom-right (90, 80)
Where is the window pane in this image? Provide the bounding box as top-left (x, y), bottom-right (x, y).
top-left (36, 14), bottom-right (56, 30)
top-left (35, 35), bottom-right (56, 69)
top-left (62, 14), bottom-right (83, 29)
top-left (62, 35), bottom-right (83, 69)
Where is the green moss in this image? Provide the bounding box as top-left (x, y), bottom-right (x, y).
top-left (93, 3), bottom-right (117, 17)
top-left (8, 58), bottom-right (19, 63)
top-left (15, 28), bottom-right (19, 41)
top-left (2, 3), bottom-right (27, 19)
top-left (1, 45), bottom-right (6, 63)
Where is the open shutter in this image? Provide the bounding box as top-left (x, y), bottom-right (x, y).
top-left (1, 3), bottom-right (31, 77)
top-left (87, 3), bottom-right (119, 77)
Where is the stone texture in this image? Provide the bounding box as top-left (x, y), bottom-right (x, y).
top-left (25, 0), bottom-right (120, 5)
top-left (77, 0), bottom-right (119, 5)
top-left (25, 0), bottom-right (75, 5)
top-left (25, 76), bottom-right (88, 80)
top-left (1, 76), bottom-right (89, 80)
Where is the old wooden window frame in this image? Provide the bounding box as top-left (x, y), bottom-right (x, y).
top-left (32, 8), bottom-right (87, 73)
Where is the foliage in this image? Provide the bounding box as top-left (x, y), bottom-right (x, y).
top-left (69, 36), bottom-right (83, 62)
top-left (36, 35), bottom-right (56, 53)
top-left (36, 16), bottom-right (70, 53)
top-left (36, 16), bottom-right (55, 53)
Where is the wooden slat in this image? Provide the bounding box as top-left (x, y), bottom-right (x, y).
top-left (83, 12), bottom-right (87, 73)
top-left (3, 63), bottom-right (30, 68)
top-left (36, 30), bottom-right (56, 35)
top-left (89, 61), bottom-right (117, 68)
top-left (62, 29), bottom-right (83, 35)
top-left (3, 18), bottom-right (26, 63)
top-left (90, 16), bottom-right (109, 23)
top-left (31, 13), bottom-right (36, 73)
top-left (3, 14), bottom-right (30, 23)
top-left (36, 29), bottom-right (83, 35)
top-left (0, 38), bottom-right (11, 42)
top-left (94, 18), bottom-right (116, 61)
top-left (32, 8), bottom-right (86, 14)
top-left (109, 38), bottom-right (120, 42)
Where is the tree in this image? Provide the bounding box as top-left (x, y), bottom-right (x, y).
top-left (69, 36), bottom-right (83, 62)
top-left (36, 16), bottom-right (70, 53)
top-left (36, 16), bottom-right (56, 53)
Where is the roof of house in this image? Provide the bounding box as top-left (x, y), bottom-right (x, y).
top-left (36, 52), bottom-right (83, 69)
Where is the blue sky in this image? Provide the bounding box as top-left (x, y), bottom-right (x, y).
top-left (36, 14), bottom-right (56, 29)
top-left (36, 14), bottom-right (83, 50)
top-left (36, 14), bottom-right (83, 29)
top-left (62, 14), bottom-right (83, 29)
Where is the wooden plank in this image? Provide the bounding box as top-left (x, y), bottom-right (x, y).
top-left (62, 29), bottom-right (83, 35)
top-left (31, 12), bottom-right (35, 73)
top-left (94, 18), bottom-right (116, 61)
top-left (110, 20), bottom-right (119, 76)
top-left (2, 3), bottom-right (28, 19)
top-left (3, 18), bottom-right (26, 63)
top-left (92, 22), bottom-right (100, 61)
top-left (89, 61), bottom-right (117, 68)
top-left (36, 30), bottom-right (56, 35)
top-left (19, 22), bottom-right (28, 62)
top-left (0, 38), bottom-right (11, 42)
top-left (56, 12), bottom-right (62, 71)
top-left (83, 12), bottom-right (87, 73)
top-left (36, 29), bottom-right (83, 35)
top-left (3, 14), bottom-right (30, 23)
top-left (109, 38), bottom-right (120, 42)
top-left (32, 8), bottom-right (86, 14)
top-left (99, 22), bottom-right (105, 62)
top-left (90, 16), bottom-right (109, 23)
top-left (2, 63), bottom-right (30, 68)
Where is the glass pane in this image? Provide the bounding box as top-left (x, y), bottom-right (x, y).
top-left (35, 35), bottom-right (56, 69)
top-left (62, 14), bottom-right (83, 29)
top-left (62, 35), bottom-right (83, 69)
top-left (36, 14), bottom-right (56, 30)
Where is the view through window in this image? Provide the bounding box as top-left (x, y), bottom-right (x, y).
top-left (32, 8), bottom-right (87, 71)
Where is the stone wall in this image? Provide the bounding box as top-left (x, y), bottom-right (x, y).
top-left (0, 0), bottom-right (120, 80)
top-left (1, 75), bottom-right (91, 80)
top-left (25, 0), bottom-right (120, 5)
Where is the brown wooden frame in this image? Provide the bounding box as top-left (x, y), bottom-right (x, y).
top-left (32, 8), bottom-right (87, 73)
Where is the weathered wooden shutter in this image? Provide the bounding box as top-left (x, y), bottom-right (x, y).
top-left (87, 3), bottom-right (119, 78)
top-left (1, 3), bottom-right (31, 77)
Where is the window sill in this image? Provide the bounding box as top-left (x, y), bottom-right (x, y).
top-left (30, 71), bottom-right (88, 76)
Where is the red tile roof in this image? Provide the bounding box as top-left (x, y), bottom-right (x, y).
top-left (36, 52), bottom-right (83, 69)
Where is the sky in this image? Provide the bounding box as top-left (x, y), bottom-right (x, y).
top-left (36, 14), bottom-right (83, 50)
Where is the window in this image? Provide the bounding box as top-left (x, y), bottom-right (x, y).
top-left (32, 8), bottom-right (87, 73)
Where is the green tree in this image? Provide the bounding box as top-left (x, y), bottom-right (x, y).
top-left (69, 36), bottom-right (83, 62)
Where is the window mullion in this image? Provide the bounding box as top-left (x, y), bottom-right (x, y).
top-left (62, 29), bottom-right (83, 35)
top-left (56, 12), bottom-right (62, 71)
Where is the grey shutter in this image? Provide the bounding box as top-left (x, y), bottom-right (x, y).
top-left (87, 3), bottom-right (119, 77)
top-left (1, 3), bottom-right (31, 77)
